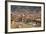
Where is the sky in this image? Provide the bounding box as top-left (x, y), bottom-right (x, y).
top-left (11, 5), bottom-right (41, 12)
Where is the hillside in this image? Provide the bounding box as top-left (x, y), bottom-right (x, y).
top-left (11, 6), bottom-right (41, 28)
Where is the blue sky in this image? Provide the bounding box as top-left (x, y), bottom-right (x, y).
top-left (11, 5), bottom-right (41, 12)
